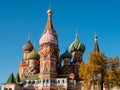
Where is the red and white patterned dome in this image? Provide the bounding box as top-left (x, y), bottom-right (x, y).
top-left (39, 9), bottom-right (58, 46)
top-left (39, 30), bottom-right (57, 45)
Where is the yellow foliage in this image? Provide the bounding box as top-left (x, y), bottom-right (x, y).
top-left (79, 51), bottom-right (120, 89)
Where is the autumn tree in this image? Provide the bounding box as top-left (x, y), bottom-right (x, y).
top-left (79, 51), bottom-right (108, 90)
top-left (79, 62), bottom-right (93, 90)
top-left (107, 56), bottom-right (120, 88)
top-left (79, 35), bottom-right (120, 90)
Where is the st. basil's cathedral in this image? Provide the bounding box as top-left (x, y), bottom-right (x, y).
top-left (1, 8), bottom-right (99, 90)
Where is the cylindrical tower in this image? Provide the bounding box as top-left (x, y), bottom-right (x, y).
top-left (38, 9), bottom-right (59, 90)
top-left (69, 33), bottom-right (85, 80)
top-left (27, 49), bottom-right (40, 74)
top-left (19, 39), bottom-right (33, 78)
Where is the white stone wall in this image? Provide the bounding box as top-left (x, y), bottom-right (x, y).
top-left (1, 84), bottom-right (16, 90)
top-left (109, 87), bottom-right (120, 90)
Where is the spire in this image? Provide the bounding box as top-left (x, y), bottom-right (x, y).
top-left (28, 32), bottom-right (30, 41)
top-left (44, 8), bottom-right (54, 33)
top-left (94, 34), bottom-right (100, 52)
top-left (76, 31), bottom-right (79, 41)
top-left (39, 9), bottom-right (58, 45)
top-left (6, 72), bottom-right (16, 84)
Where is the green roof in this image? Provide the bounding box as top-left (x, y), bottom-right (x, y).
top-left (15, 73), bottom-right (21, 84)
top-left (6, 72), bottom-right (16, 84)
top-left (27, 49), bottom-right (40, 60)
top-left (61, 49), bottom-right (72, 59)
top-left (69, 33), bottom-right (85, 53)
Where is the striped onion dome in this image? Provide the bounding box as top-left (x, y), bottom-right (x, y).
top-left (69, 33), bottom-right (85, 53)
top-left (27, 49), bottom-right (39, 60)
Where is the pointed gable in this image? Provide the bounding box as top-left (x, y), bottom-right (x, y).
top-left (6, 72), bottom-right (16, 84)
top-left (15, 73), bottom-right (21, 84)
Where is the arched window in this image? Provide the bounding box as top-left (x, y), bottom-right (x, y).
top-left (46, 68), bottom-right (47, 72)
top-left (72, 82), bottom-right (74, 85)
top-left (32, 81), bottom-right (35, 84)
top-left (9, 88), bottom-right (12, 90)
top-left (62, 80), bottom-right (64, 83)
top-left (4, 88), bottom-right (8, 90)
top-left (52, 68), bottom-right (54, 72)
top-left (58, 80), bottom-right (60, 83)
top-left (38, 80), bottom-right (39, 84)
top-left (53, 80), bottom-right (55, 83)
top-left (43, 79), bottom-right (45, 83)
top-left (46, 79), bottom-right (49, 83)
top-left (51, 80), bottom-right (52, 83)
top-left (28, 80), bottom-right (31, 84)
top-left (69, 82), bottom-right (72, 86)
top-left (22, 81), bottom-right (26, 86)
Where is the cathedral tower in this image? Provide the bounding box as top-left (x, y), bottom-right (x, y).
top-left (38, 9), bottom-right (59, 90)
top-left (61, 49), bottom-right (73, 75)
top-left (19, 39), bottom-right (33, 78)
top-left (69, 33), bottom-right (85, 80)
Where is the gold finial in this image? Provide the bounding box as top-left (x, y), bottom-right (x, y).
top-left (47, 5), bottom-right (52, 16)
top-left (76, 28), bottom-right (78, 39)
top-left (94, 32), bottom-right (97, 41)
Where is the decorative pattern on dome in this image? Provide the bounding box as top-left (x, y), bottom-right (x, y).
top-left (27, 49), bottom-right (39, 60)
top-left (69, 33), bottom-right (85, 53)
top-left (61, 49), bottom-right (72, 59)
top-left (40, 30), bottom-right (57, 45)
top-left (39, 9), bottom-right (58, 46)
top-left (22, 40), bottom-right (33, 52)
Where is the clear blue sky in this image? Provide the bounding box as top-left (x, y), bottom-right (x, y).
top-left (0, 0), bottom-right (120, 83)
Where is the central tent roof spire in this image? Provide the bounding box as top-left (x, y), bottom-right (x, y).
top-left (39, 8), bottom-right (58, 46)
top-left (44, 8), bottom-right (54, 33)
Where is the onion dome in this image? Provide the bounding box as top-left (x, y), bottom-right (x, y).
top-left (39, 9), bottom-right (58, 46)
top-left (69, 33), bottom-right (85, 53)
top-left (22, 40), bottom-right (33, 52)
top-left (40, 30), bottom-right (58, 45)
top-left (61, 49), bottom-right (72, 59)
top-left (27, 49), bottom-right (40, 60)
